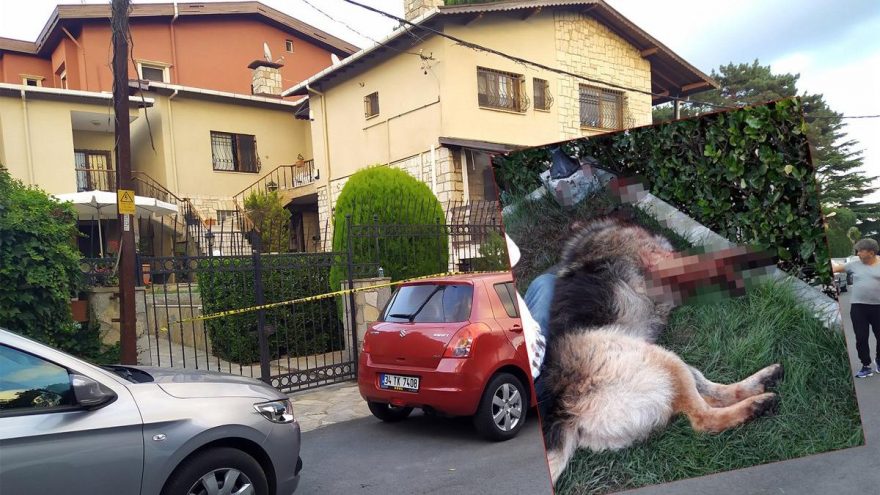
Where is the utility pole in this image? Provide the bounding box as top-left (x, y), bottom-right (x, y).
top-left (112, 0), bottom-right (137, 365)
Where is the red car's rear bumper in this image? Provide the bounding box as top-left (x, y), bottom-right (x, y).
top-left (358, 353), bottom-right (486, 416)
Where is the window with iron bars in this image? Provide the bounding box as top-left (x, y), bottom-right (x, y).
top-left (579, 85), bottom-right (625, 130)
top-left (210, 131), bottom-right (260, 173)
top-left (477, 67), bottom-right (529, 113)
top-left (533, 78), bottom-right (553, 111)
top-left (364, 92), bottom-right (379, 118)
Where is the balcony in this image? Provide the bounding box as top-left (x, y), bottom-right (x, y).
top-left (75, 168), bottom-right (116, 192)
top-left (233, 159), bottom-right (317, 205)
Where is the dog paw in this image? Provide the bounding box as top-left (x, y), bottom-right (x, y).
top-left (758, 364), bottom-right (784, 390)
top-left (751, 392), bottom-right (779, 417)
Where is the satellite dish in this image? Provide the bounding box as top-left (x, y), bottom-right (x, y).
top-left (330, 53), bottom-right (341, 65)
top-left (263, 42), bottom-right (272, 62)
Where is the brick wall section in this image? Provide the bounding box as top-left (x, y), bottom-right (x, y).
top-left (554, 12), bottom-right (653, 139)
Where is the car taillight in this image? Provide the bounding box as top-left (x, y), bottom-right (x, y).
top-left (443, 323), bottom-right (489, 358)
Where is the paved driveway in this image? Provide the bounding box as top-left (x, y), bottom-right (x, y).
top-left (295, 411), bottom-right (552, 494)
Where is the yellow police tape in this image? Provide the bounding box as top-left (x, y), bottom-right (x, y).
top-left (160, 270), bottom-right (508, 333)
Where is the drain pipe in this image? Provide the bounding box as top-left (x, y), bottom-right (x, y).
top-left (167, 89), bottom-right (181, 192)
top-left (20, 89), bottom-right (35, 185)
top-left (170, 2), bottom-right (179, 83)
top-left (307, 83), bottom-right (332, 212)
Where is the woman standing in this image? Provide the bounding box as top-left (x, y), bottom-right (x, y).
top-left (833, 238), bottom-right (880, 378)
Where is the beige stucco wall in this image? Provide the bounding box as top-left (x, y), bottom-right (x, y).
top-left (314, 34), bottom-right (446, 183)
top-left (0, 95), bottom-right (138, 195)
top-left (150, 94), bottom-right (312, 201)
top-left (72, 130), bottom-right (115, 166)
top-left (440, 13), bottom-right (562, 146)
top-left (131, 104), bottom-right (169, 185)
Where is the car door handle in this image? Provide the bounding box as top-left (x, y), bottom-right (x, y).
top-left (510, 324), bottom-right (523, 333)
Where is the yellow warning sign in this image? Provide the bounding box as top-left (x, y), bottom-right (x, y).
top-left (117, 189), bottom-right (136, 215)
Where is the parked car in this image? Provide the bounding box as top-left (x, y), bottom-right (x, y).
top-left (0, 328), bottom-right (302, 495)
top-left (358, 272), bottom-right (535, 441)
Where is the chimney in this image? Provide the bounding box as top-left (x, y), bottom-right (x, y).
top-left (248, 60), bottom-right (284, 97)
top-left (405, 0), bottom-right (445, 22)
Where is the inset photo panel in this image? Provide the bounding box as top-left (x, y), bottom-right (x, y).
top-left (492, 97), bottom-right (864, 494)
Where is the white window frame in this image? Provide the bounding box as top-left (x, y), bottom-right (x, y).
top-left (20, 75), bottom-right (44, 87)
top-left (136, 61), bottom-right (171, 83)
top-left (285, 39), bottom-right (294, 53)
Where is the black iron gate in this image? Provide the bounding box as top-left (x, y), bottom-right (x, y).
top-left (132, 200), bottom-right (503, 394)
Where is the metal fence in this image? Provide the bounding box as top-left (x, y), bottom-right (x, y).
top-left (81, 199), bottom-right (506, 393)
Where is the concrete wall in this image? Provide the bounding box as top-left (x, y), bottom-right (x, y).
top-left (314, 34), bottom-right (446, 183)
top-left (0, 95), bottom-right (136, 194)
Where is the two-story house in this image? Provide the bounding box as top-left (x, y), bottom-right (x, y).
top-left (281, 0), bottom-right (716, 247)
top-left (0, 2), bottom-right (355, 255)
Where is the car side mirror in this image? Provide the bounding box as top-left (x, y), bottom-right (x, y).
top-left (70, 374), bottom-right (117, 409)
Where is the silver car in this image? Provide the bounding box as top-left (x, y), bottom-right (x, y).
top-left (0, 328), bottom-right (302, 494)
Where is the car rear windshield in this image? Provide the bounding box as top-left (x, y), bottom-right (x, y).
top-left (382, 284), bottom-right (473, 323)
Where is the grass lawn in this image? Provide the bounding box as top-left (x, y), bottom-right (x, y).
top-left (503, 191), bottom-right (863, 494)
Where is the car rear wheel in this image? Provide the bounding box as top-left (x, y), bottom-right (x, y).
top-left (162, 447), bottom-right (269, 495)
top-left (473, 372), bottom-right (527, 441)
top-left (367, 401), bottom-right (414, 422)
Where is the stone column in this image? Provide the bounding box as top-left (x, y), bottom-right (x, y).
top-left (342, 276), bottom-right (393, 352)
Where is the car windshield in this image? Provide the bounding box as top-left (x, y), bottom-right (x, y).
top-left (383, 284), bottom-right (473, 323)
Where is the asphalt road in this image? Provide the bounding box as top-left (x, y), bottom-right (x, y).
top-left (296, 409), bottom-right (553, 494)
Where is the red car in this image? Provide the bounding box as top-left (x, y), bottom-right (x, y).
top-left (358, 272), bottom-right (536, 441)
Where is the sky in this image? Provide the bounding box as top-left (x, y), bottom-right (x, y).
top-left (1, 0), bottom-right (878, 202)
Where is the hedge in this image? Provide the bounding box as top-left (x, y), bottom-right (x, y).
top-left (0, 169), bottom-right (98, 356)
top-left (494, 98), bottom-right (829, 285)
top-left (329, 166), bottom-right (448, 293)
top-left (198, 253), bottom-right (343, 364)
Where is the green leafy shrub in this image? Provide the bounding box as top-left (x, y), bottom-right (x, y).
top-left (471, 230), bottom-right (510, 271)
top-left (0, 169), bottom-right (97, 355)
top-left (495, 98), bottom-right (829, 285)
top-left (199, 254), bottom-right (343, 363)
top-left (329, 166), bottom-right (448, 293)
top-left (244, 190), bottom-right (292, 253)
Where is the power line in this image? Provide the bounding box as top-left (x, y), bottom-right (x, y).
top-left (329, 0), bottom-right (877, 122)
top-left (297, 0), bottom-right (424, 57)
top-left (337, 0), bottom-right (739, 111)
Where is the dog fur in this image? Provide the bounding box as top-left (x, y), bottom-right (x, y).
top-left (540, 218), bottom-right (783, 484)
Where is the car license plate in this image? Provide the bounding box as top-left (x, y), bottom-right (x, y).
top-left (380, 373), bottom-right (419, 392)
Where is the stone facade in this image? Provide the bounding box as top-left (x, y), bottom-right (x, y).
top-left (342, 277), bottom-right (393, 351)
top-left (554, 12), bottom-right (653, 139)
top-left (251, 65), bottom-right (283, 97)
top-left (405, 0), bottom-right (444, 21)
top-left (86, 286), bottom-right (148, 359)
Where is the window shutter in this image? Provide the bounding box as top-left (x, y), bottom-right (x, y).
top-left (235, 134), bottom-right (259, 173)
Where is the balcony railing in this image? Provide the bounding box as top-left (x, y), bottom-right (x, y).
top-left (232, 159), bottom-right (317, 205)
top-left (75, 168), bottom-right (116, 192)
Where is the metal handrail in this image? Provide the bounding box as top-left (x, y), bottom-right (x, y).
top-left (232, 159), bottom-right (316, 204)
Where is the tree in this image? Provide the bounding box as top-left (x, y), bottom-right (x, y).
top-left (825, 207), bottom-right (859, 258)
top-left (328, 166), bottom-right (448, 293)
top-left (654, 60), bottom-right (878, 219)
top-left (244, 190), bottom-right (292, 253)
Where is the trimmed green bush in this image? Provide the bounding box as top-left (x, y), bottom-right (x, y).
top-left (198, 254), bottom-right (343, 364)
top-left (495, 98), bottom-right (829, 285)
top-left (0, 169), bottom-right (96, 355)
top-left (329, 166), bottom-right (448, 293)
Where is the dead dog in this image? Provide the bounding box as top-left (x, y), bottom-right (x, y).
top-left (540, 217), bottom-right (783, 483)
